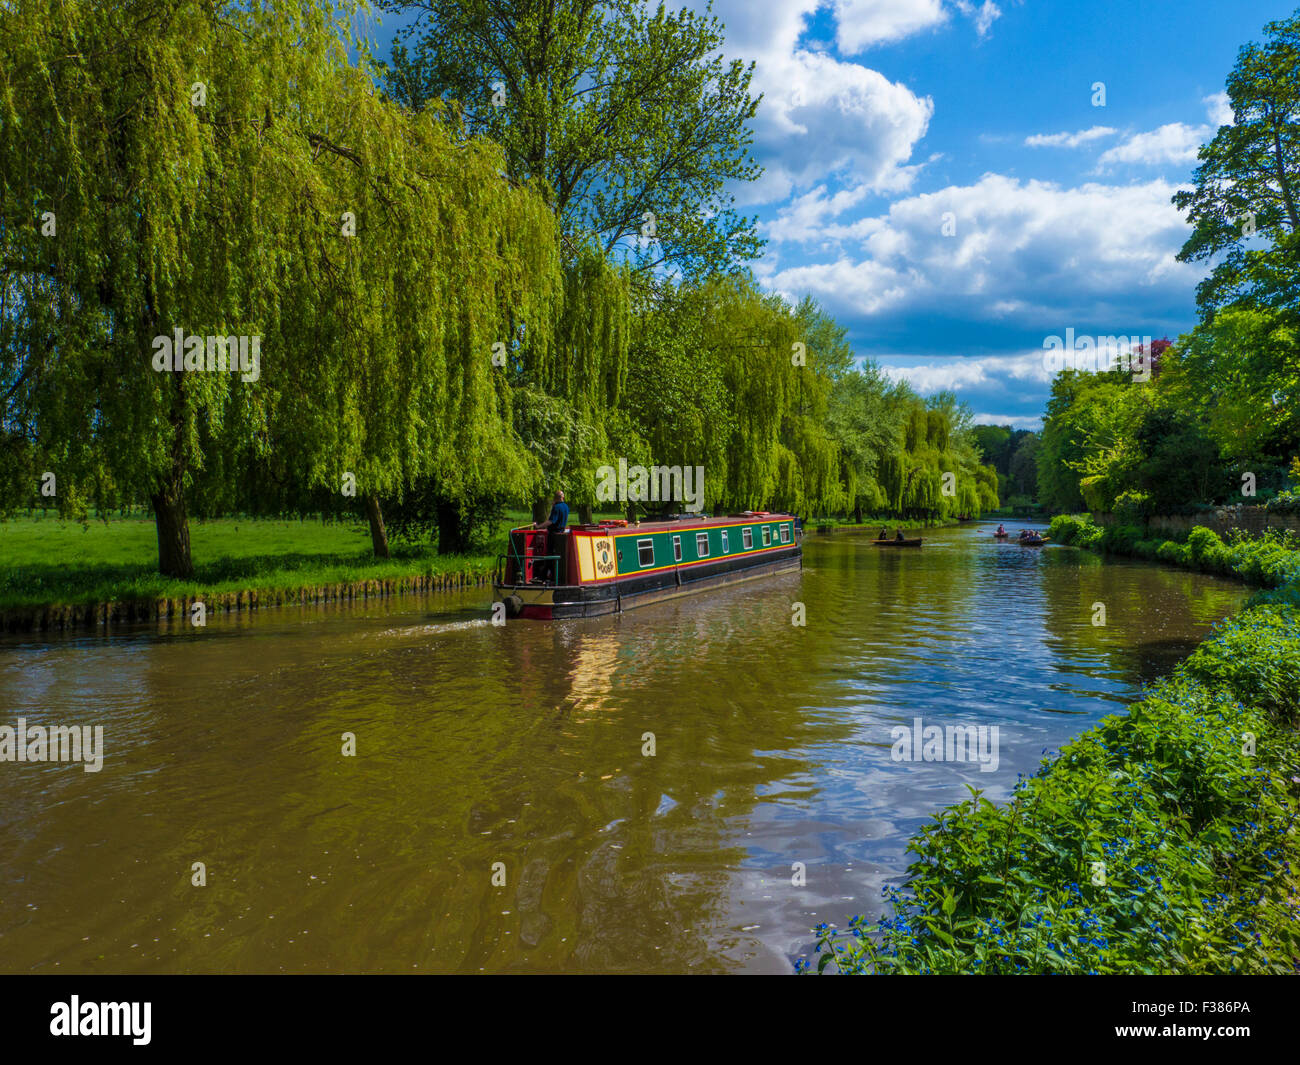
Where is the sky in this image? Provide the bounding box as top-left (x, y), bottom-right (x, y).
top-left (360, 0), bottom-right (1296, 429)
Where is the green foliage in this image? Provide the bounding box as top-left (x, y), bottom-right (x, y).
top-left (1172, 9), bottom-right (1300, 314)
top-left (1175, 307), bottom-right (1300, 465)
top-left (1048, 515), bottom-right (1300, 589)
top-left (0, 515), bottom-right (496, 611)
top-left (381, 0), bottom-right (763, 281)
top-left (1, 0), bottom-right (566, 571)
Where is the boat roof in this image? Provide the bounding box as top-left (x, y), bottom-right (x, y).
top-left (514, 513), bottom-right (795, 536)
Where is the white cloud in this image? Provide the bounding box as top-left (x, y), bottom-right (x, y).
top-left (833, 0), bottom-right (948, 53)
top-left (696, 1), bottom-right (934, 203)
top-left (955, 0), bottom-right (1003, 38)
top-left (1204, 91), bottom-right (1232, 127)
top-left (970, 413), bottom-right (1044, 430)
top-left (1096, 122), bottom-right (1208, 168)
top-left (1025, 126), bottom-right (1117, 148)
top-left (762, 183), bottom-right (872, 243)
top-left (881, 350), bottom-right (1053, 394)
top-left (762, 174), bottom-right (1199, 325)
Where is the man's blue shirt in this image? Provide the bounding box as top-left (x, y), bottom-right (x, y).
top-left (547, 502), bottom-right (570, 531)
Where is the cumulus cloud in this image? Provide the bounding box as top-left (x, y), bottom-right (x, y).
top-left (832, 0), bottom-right (949, 53)
top-left (691, 0), bottom-right (934, 203)
top-left (1025, 126), bottom-right (1117, 148)
top-left (1203, 91), bottom-right (1233, 127)
top-left (874, 350), bottom-right (1051, 423)
top-left (762, 174), bottom-right (1199, 327)
top-left (1095, 123), bottom-right (1208, 168)
top-left (881, 350), bottom-right (1052, 393)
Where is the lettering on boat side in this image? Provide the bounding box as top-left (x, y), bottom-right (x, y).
top-left (889, 717), bottom-right (999, 773)
top-left (594, 537), bottom-right (616, 578)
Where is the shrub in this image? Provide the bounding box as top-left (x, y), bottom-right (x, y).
top-left (1186, 525), bottom-right (1223, 564)
top-left (1156, 540), bottom-right (1187, 566)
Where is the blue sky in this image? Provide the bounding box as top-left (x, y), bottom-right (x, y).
top-left (361, 1), bottom-right (1295, 428)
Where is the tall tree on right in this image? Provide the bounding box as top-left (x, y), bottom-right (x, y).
top-left (1173, 11), bottom-right (1300, 314)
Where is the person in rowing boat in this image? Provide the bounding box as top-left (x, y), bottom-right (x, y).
top-left (996, 524), bottom-right (1006, 536)
top-left (895, 528), bottom-right (905, 542)
top-left (878, 525), bottom-right (887, 540)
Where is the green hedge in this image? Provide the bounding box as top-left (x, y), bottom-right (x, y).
top-left (804, 601), bottom-right (1300, 974)
top-left (1048, 515), bottom-right (1300, 589)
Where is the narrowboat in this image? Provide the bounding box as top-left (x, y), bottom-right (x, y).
top-left (493, 512), bottom-right (802, 619)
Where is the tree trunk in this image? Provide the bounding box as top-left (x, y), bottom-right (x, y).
top-left (151, 486), bottom-right (194, 578)
top-left (578, 502), bottom-right (593, 525)
top-left (437, 498), bottom-right (467, 555)
top-left (532, 496), bottom-right (550, 524)
top-left (854, 503), bottom-right (863, 525)
top-left (364, 493), bottom-right (390, 558)
top-left (626, 501), bottom-right (638, 525)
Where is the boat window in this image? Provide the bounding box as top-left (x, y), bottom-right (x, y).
top-left (673, 535), bottom-right (682, 562)
top-left (762, 526), bottom-right (771, 546)
top-left (742, 527), bottom-right (753, 549)
top-left (780, 524), bottom-right (790, 543)
top-left (638, 538), bottom-right (654, 567)
top-left (696, 532), bottom-right (709, 557)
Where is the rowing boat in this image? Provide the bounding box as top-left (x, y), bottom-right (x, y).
top-left (871, 538), bottom-right (922, 548)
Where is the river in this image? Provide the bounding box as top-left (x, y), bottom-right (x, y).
top-left (0, 523), bottom-right (1248, 972)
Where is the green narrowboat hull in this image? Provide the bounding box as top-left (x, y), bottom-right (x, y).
top-left (494, 513), bottom-right (802, 620)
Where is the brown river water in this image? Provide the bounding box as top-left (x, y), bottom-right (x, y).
top-left (0, 523), bottom-right (1247, 973)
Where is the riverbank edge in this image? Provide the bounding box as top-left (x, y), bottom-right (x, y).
top-left (0, 564), bottom-right (497, 634)
top-left (1047, 514), bottom-right (1300, 597)
top-left (811, 516), bottom-right (965, 534)
top-left (807, 534), bottom-right (1300, 975)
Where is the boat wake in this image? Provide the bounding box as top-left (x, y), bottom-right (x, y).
top-left (370, 618), bottom-right (492, 639)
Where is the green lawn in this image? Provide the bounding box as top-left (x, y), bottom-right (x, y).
top-left (0, 515), bottom-right (499, 610)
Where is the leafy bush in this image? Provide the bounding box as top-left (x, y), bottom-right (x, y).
top-left (1048, 514), bottom-right (1102, 547)
top-left (804, 602), bottom-right (1300, 975)
top-left (1050, 516), bottom-right (1300, 589)
top-left (1156, 539), bottom-right (1188, 566)
top-left (1264, 490), bottom-right (1300, 514)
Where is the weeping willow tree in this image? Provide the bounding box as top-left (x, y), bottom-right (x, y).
top-left (511, 238), bottom-right (631, 524)
top-left (1, 0), bottom-right (320, 574)
top-left (261, 39), bottom-right (565, 557)
top-left (1, 0), bottom-right (567, 570)
top-left (866, 389), bottom-right (997, 520)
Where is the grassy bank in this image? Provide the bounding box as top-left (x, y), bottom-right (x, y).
top-left (806, 595), bottom-right (1300, 974)
top-left (1048, 514), bottom-right (1300, 599)
top-left (811, 514), bottom-right (965, 533)
top-left (0, 516), bottom-right (499, 629)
